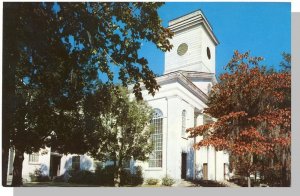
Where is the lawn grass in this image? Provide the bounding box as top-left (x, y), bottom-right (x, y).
top-left (23, 182), bottom-right (102, 187)
top-left (23, 181), bottom-right (163, 187)
top-left (191, 180), bottom-right (227, 187)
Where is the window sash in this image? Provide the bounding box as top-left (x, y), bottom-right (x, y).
top-left (29, 153), bottom-right (39, 163)
top-left (149, 116), bottom-right (163, 168)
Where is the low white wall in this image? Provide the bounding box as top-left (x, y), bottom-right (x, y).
top-left (22, 148), bottom-right (51, 182)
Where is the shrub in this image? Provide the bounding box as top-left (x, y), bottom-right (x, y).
top-left (94, 165), bottom-right (115, 186)
top-left (66, 165), bottom-right (144, 186)
top-left (68, 170), bottom-right (97, 185)
top-left (131, 166), bottom-right (144, 185)
top-left (67, 166), bottom-right (116, 186)
top-left (261, 168), bottom-right (283, 187)
top-left (196, 180), bottom-right (227, 187)
top-left (29, 173), bottom-right (37, 182)
top-left (146, 178), bottom-right (159, 185)
top-left (120, 166), bottom-right (144, 186)
top-left (29, 168), bottom-right (50, 182)
top-left (52, 175), bottom-right (65, 182)
top-left (161, 176), bottom-right (175, 186)
top-left (37, 175), bottom-right (51, 182)
top-left (120, 169), bottom-right (131, 185)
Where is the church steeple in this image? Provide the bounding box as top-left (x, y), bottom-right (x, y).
top-left (164, 10), bottom-right (219, 74)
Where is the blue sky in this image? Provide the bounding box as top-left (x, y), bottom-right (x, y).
top-left (139, 2), bottom-right (291, 77)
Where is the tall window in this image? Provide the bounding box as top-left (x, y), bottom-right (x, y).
top-left (181, 110), bottom-right (187, 137)
top-left (29, 153), bottom-right (39, 163)
top-left (149, 109), bottom-right (163, 168)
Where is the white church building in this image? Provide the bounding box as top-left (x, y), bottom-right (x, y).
top-left (7, 10), bottom-right (230, 183)
top-left (134, 10), bottom-right (229, 181)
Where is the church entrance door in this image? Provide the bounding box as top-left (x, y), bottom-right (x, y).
top-left (203, 163), bottom-right (208, 180)
top-left (50, 154), bottom-right (62, 179)
top-left (181, 152), bottom-right (187, 179)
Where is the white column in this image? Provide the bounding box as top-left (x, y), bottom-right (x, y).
top-left (194, 113), bottom-right (204, 180)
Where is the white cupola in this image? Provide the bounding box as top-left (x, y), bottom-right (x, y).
top-left (164, 10), bottom-right (219, 74)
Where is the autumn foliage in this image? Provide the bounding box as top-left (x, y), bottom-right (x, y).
top-left (187, 51), bottom-right (291, 186)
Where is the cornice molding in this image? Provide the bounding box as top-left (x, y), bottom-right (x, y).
top-left (155, 71), bottom-right (209, 103)
top-left (180, 71), bottom-right (218, 85)
top-left (128, 71), bottom-right (217, 104)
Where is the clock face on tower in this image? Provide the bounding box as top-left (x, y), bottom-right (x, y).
top-left (177, 43), bottom-right (188, 56)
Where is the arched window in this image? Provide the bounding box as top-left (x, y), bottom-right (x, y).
top-left (181, 110), bottom-right (187, 137)
top-left (153, 108), bottom-right (163, 119)
top-left (149, 109), bottom-right (163, 168)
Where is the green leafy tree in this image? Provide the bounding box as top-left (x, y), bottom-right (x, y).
top-left (84, 86), bottom-right (153, 187)
top-left (2, 2), bottom-right (172, 186)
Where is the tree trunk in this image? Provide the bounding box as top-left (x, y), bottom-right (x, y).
top-left (114, 156), bottom-right (123, 187)
top-left (248, 154), bottom-right (253, 187)
top-left (2, 3), bottom-right (17, 187)
top-left (247, 176), bottom-right (251, 187)
top-left (2, 147), bottom-right (9, 186)
top-left (11, 148), bottom-right (24, 186)
top-left (281, 148), bottom-right (290, 186)
top-left (114, 166), bottom-right (122, 187)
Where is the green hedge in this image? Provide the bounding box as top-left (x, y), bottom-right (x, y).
top-left (68, 170), bottom-right (97, 185)
top-left (120, 166), bottom-right (143, 186)
top-left (68, 165), bottom-right (143, 186)
top-left (29, 168), bottom-right (50, 182)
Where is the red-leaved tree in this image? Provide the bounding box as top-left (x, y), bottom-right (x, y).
top-left (187, 51), bottom-right (291, 187)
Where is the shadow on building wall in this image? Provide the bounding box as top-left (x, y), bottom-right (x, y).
top-left (80, 155), bottom-right (93, 171)
top-left (187, 147), bottom-right (195, 179)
